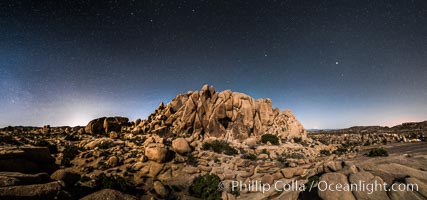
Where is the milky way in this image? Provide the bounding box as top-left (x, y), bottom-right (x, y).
top-left (0, 0), bottom-right (426, 128)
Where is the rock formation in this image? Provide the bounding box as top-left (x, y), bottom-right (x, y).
top-left (85, 117), bottom-right (129, 135)
top-left (134, 84), bottom-right (307, 142)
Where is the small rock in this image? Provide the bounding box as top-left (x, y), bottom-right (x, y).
top-left (153, 181), bottom-right (169, 197)
top-left (107, 156), bottom-right (119, 167)
top-left (109, 131), bottom-right (119, 139)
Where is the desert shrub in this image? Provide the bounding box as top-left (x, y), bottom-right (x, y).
top-left (293, 137), bottom-right (302, 143)
top-left (261, 134), bottom-right (279, 145)
top-left (261, 149), bottom-right (269, 155)
top-left (238, 147), bottom-right (247, 154)
top-left (189, 174), bottom-right (222, 200)
top-left (305, 175), bottom-right (319, 188)
top-left (320, 150), bottom-right (331, 156)
top-left (64, 134), bottom-right (79, 141)
top-left (186, 153), bottom-right (199, 166)
top-left (61, 145), bottom-right (79, 166)
top-left (33, 139), bottom-right (49, 146)
top-left (365, 147), bottom-right (388, 157)
top-left (242, 153), bottom-right (257, 161)
top-left (95, 173), bottom-right (132, 192)
top-left (277, 157), bottom-right (286, 163)
top-left (332, 147), bottom-right (348, 155)
top-left (202, 140), bottom-right (238, 155)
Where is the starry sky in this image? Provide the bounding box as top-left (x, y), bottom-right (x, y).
top-left (1, 0), bottom-right (426, 129)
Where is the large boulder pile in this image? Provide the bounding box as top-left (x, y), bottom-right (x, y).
top-left (85, 117), bottom-right (129, 134)
top-left (134, 84), bottom-right (306, 141)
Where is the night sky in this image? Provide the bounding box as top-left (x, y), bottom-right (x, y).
top-left (1, 0), bottom-right (426, 128)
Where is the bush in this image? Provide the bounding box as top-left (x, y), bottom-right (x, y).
top-left (320, 150), bottom-right (331, 156)
top-left (365, 147), bottom-right (388, 157)
top-left (61, 145), bottom-right (79, 166)
top-left (293, 137), bottom-right (302, 143)
top-left (261, 134), bottom-right (279, 145)
top-left (95, 173), bottom-right (132, 192)
top-left (261, 149), bottom-right (269, 155)
top-left (305, 175), bottom-right (319, 188)
top-left (64, 134), bottom-right (79, 141)
top-left (242, 153), bottom-right (257, 161)
top-left (202, 140), bottom-right (238, 155)
top-left (277, 157), bottom-right (286, 163)
top-left (189, 174), bottom-right (222, 200)
top-left (333, 147), bottom-right (348, 155)
top-left (186, 153), bottom-right (199, 166)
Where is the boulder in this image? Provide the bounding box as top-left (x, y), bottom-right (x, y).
top-left (0, 181), bottom-right (67, 199)
top-left (50, 169), bottom-right (80, 187)
top-left (153, 181), bottom-right (169, 197)
top-left (103, 117), bottom-right (129, 134)
top-left (85, 117), bottom-right (106, 134)
top-left (318, 173), bottom-right (356, 200)
top-left (0, 172), bottom-right (50, 187)
top-left (144, 144), bottom-right (170, 163)
top-left (0, 147), bottom-right (56, 174)
top-left (172, 138), bottom-right (192, 154)
top-left (348, 172), bottom-right (390, 200)
top-left (107, 156), bottom-right (119, 167)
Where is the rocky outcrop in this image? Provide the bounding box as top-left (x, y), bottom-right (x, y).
top-left (85, 117), bottom-right (129, 134)
top-left (0, 146), bottom-right (57, 174)
top-left (135, 84), bottom-right (306, 142)
top-left (0, 181), bottom-right (67, 199)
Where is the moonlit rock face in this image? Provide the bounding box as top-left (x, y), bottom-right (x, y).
top-left (137, 85), bottom-right (307, 141)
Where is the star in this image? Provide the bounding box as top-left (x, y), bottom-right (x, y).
top-left (335, 61), bottom-right (339, 65)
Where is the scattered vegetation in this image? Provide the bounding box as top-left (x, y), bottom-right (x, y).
top-left (293, 137), bottom-right (302, 143)
top-left (305, 175), bottom-right (320, 188)
top-left (277, 157), bottom-right (286, 163)
top-left (242, 153), bottom-right (257, 161)
top-left (64, 134), bottom-right (79, 141)
top-left (332, 147), bottom-right (348, 155)
top-left (320, 150), bottom-right (331, 156)
top-left (202, 140), bottom-right (238, 155)
top-left (261, 149), bottom-right (269, 155)
top-left (365, 147), bottom-right (389, 157)
top-left (261, 134), bottom-right (279, 145)
top-left (186, 153), bottom-right (199, 166)
top-left (189, 174), bottom-right (222, 200)
top-left (95, 173), bottom-right (132, 192)
top-left (61, 145), bottom-right (79, 166)
top-left (239, 147), bottom-right (247, 154)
